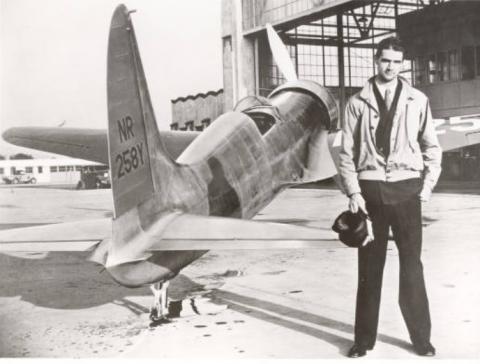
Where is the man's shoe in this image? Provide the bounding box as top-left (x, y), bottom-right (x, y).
top-left (414, 342), bottom-right (436, 356)
top-left (347, 344), bottom-right (368, 358)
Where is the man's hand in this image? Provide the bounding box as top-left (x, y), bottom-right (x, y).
top-left (419, 187), bottom-right (432, 203)
top-left (349, 192), bottom-right (367, 214)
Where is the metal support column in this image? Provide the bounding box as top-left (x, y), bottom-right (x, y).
top-left (337, 13), bottom-right (345, 124)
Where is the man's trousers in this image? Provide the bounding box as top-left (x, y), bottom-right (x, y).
top-left (354, 195), bottom-right (431, 348)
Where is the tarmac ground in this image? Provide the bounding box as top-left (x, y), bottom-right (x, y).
top-left (0, 185), bottom-right (479, 359)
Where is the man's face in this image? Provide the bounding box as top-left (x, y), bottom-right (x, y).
top-left (375, 48), bottom-right (404, 82)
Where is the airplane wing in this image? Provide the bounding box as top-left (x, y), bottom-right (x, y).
top-left (436, 128), bottom-right (480, 152)
top-left (0, 218), bottom-right (111, 252)
top-left (152, 213), bottom-right (338, 251)
top-left (104, 212), bottom-right (339, 267)
top-left (0, 214), bottom-right (337, 253)
top-left (2, 127), bottom-right (200, 163)
top-left (0, 212), bottom-right (338, 263)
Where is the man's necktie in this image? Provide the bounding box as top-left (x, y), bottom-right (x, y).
top-left (385, 88), bottom-right (392, 111)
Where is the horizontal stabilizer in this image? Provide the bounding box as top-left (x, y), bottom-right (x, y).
top-left (151, 213), bottom-right (337, 251)
top-left (0, 218), bottom-right (111, 252)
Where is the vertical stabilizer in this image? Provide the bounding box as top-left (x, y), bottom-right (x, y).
top-left (107, 5), bottom-right (174, 217)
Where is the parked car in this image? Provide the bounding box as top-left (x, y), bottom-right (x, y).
top-left (76, 166), bottom-right (111, 189)
top-left (3, 170), bottom-right (37, 184)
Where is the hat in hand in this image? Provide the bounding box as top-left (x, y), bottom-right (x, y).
top-left (332, 210), bottom-right (373, 248)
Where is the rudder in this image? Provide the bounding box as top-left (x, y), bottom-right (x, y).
top-left (107, 5), bottom-right (174, 217)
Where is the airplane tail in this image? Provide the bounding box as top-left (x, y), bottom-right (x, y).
top-left (107, 5), bottom-right (176, 217)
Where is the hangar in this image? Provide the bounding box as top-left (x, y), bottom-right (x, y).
top-left (217, 0), bottom-right (480, 180)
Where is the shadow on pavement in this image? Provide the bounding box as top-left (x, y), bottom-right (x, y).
top-left (0, 251), bottom-right (205, 313)
top-left (212, 289), bottom-right (414, 356)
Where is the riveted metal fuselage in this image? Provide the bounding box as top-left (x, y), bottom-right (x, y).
top-left (107, 86), bottom-right (332, 287)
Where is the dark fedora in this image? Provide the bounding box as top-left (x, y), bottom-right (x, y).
top-left (332, 210), bottom-right (371, 248)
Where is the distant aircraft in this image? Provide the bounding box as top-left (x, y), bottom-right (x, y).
top-left (2, 5), bottom-right (480, 323)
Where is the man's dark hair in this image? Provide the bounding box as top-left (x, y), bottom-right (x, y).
top-left (375, 36), bottom-right (405, 59)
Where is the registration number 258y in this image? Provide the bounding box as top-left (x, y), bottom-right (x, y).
top-left (115, 142), bottom-right (145, 179)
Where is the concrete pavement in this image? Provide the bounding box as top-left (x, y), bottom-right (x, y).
top-left (0, 186), bottom-right (478, 358)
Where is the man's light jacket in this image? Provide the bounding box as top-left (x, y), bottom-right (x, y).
top-left (339, 77), bottom-right (442, 197)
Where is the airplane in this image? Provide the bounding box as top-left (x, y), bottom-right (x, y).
top-left (2, 4), bottom-right (480, 323)
top-left (0, 5), bottom-right (341, 322)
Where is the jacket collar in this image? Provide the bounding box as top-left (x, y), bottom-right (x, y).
top-left (359, 76), bottom-right (415, 113)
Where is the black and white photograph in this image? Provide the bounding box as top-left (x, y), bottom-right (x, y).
top-left (1, 0), bottom-right (479, 359)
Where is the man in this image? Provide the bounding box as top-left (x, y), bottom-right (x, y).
top-left (339, 36), bottom-right (442, 358)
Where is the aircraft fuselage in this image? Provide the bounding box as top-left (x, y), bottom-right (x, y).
top-left (107, 85), bottom-right (333, 287)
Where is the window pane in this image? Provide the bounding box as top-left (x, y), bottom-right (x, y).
top-left (414, 56), bottom-right (426, 85)
top-left (462, 46), bottom-right (475, 80)
top-left (476, 46), bottom-right (480, 77)
top-left (437, 52), bottom-right (447, 81)
top-left (428, 54), bottom-right (436, 83)
top-left (448, 49), bottom-right (458, 81)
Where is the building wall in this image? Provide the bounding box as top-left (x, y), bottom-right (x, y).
top-left (398, 1), bottom-right (480, 118)
top-left (170, 89), bottom-right (225, 131)
top-left (398, 1), bottom-right (480, 181)
top-left (0, 158), bottom-right (103, 184)
top-left (241, 0), bottom-right (349, 31)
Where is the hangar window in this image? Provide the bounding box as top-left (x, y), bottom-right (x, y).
top-left (37, 166), bottom-right (43, 173)
top-left (0, 168), bottom-right (4, 175)
top-left (427, 54), bottom-right (436, 84)
top-left (437, 52), bottom-right (447, 82)
top-left (75, 166), bottom-right (82, 171)
top-left (59, 166), bottom-right (66, 172)
top-left (462, 46), bottom-right (475, 80)
top-left (170, 123), bottom-right (178, 131)
top-left (414, 56), bottom-right (427, 85)
top-left (448, 49), bottom-right (459, 81)
top-left (25, 167), bottom-right (33, 173)
top-left (476, 45), bottom-right (480, 77)
top-left (348, 48), bottom-right (374, 87)
top-left (50, 166), bottom-right (58, 172)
